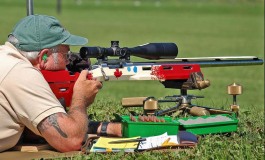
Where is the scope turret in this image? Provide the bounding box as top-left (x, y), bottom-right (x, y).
top-left (79, 41), bottom-right (178, 61)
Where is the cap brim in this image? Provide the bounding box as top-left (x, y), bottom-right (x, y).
top-left (62, 34), bottom-right (88, 46)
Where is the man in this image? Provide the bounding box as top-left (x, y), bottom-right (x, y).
top-left (0, 14), bottom-right (121, 152)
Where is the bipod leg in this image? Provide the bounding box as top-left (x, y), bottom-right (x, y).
top-left (195, 105), bottom-right (234, 115)
top-left (155, 101), bottom-right (182, 116)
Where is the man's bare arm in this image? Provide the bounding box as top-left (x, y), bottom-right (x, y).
top-left (38, 70), bottom-right (102, 152)
top-left (38, 106), bottom-right (88, 152)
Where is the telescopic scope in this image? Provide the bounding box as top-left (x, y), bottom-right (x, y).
top-left (79, 41), bottom-right (178, 60)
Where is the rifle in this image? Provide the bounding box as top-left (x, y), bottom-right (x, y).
top-left (41, 41), bottom-right (263, 116)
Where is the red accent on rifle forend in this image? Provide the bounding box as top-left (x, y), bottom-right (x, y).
top-left (151, 64), bottom-right (202, 80)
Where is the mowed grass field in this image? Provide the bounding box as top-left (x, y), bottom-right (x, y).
top-left (0, 0), bottom-right (264, 159)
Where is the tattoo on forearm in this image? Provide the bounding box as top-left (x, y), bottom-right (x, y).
top-left (38, 113), bottom-right (68, 138)
top-left (48, 113), bottom-right (68, 138)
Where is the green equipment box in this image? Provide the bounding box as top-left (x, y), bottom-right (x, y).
top-left (177, 114), bottom-right (238, 135)
top-left (121, 115), bottom-right (179, 138)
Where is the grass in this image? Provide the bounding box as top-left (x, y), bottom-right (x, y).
top-left (0, 0), bottom-right (264, 159)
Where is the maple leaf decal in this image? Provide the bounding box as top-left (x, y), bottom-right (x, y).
top-left (114, 69), bottom-right (122, 78)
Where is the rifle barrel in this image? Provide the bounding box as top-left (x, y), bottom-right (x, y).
top-left (130, 56), bottom-right (263, 67)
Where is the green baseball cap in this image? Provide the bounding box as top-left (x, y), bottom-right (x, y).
top-left (10, 14), bottom-right (88, 51)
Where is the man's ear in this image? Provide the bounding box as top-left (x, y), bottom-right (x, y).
top-left (38, 49), bottom-right (49, 69)
top-left (38, 49), bottom-right (49, 63)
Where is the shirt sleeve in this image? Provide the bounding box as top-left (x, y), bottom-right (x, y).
top-left (1, 61), bottom-right (66, 135)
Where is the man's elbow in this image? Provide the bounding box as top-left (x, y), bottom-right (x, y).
top-left (50, 137), bottom-right (84, 152)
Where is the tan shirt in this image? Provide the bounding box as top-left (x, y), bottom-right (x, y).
top-left (0, 42), bottom-right (66, 152)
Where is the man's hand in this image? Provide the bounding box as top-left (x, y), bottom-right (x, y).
top-left (72, 70), bottom-right (102, 107)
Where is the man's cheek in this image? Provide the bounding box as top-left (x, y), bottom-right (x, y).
top-left (55, 62), bottom-right (66, 70)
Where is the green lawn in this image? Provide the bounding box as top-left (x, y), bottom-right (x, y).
top-left (0, 0), bottom-right (264, 159)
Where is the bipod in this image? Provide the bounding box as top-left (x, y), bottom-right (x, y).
top-left (155, 89), bottom-right (204, 116)
top-left (155, 87), bottom-right (237, 117)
